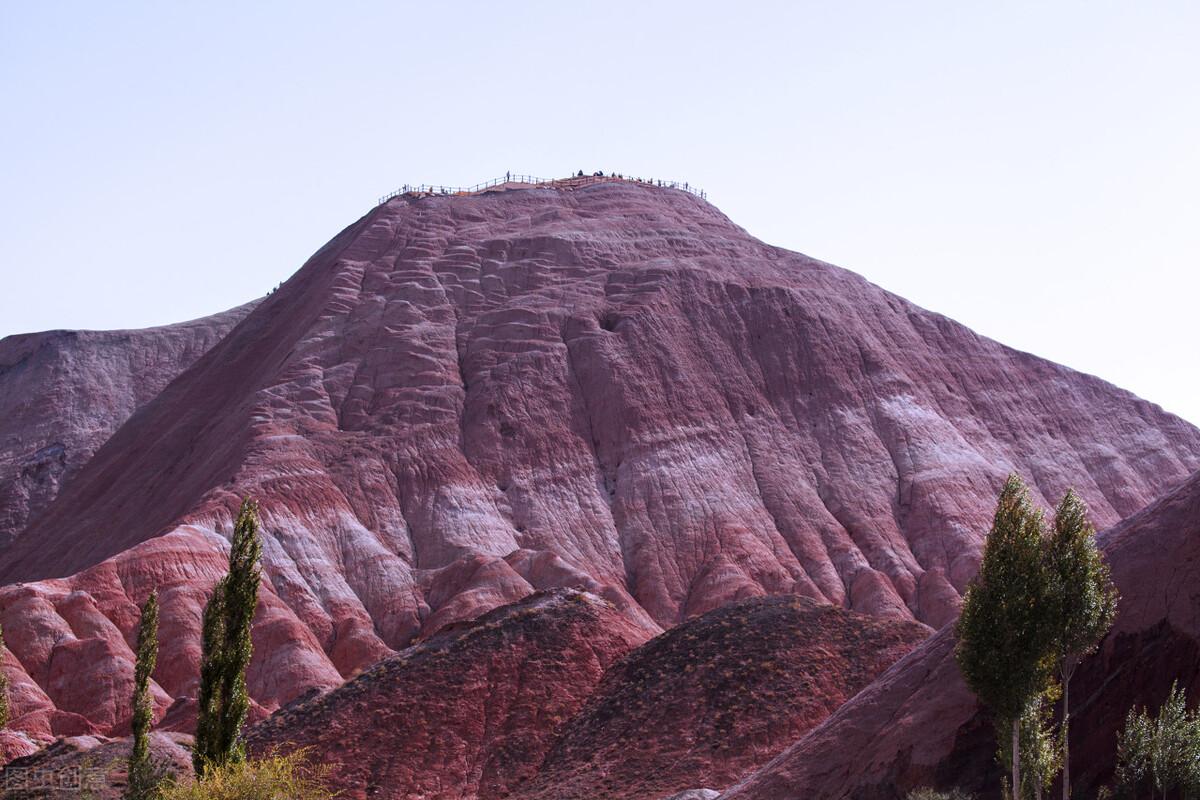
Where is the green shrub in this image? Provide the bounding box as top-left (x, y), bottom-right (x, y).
top-left (1113, 682), bottom-right (1200, 799)
top-left (906, 789), bottom-right (975, 800)
top-left (160, 750), bottom-right (334, 800)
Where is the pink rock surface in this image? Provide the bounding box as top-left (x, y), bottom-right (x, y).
top-left (0, 304), bottom-right (255, 547)
top-left (717, 467), bottom-right (1200, 800)
top-left (1, 181), bottom-right (1198, 745)
top-left (0, 528), bottom-right (343, 740)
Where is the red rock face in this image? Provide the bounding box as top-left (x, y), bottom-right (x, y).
top-left (0, 529), bottom-right (342, 742)
top-left (514, 595), bottom-right (930, 800)
top-left (247, 590), bottom-right (652, 800)
top-left (717, 468), bottom-right (1200, 800)
top-left (0, 181), bottom-right (1198, 747)
top-left (0, 303), bottom-right (254, 547)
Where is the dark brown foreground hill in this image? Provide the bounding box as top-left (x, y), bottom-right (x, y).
top-left (247, 590), bottom-right (652, 800)
top-left (515, 595), bottom-right (930, 800)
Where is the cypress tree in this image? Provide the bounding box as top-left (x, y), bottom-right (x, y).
top-left (193, 575), bottom-right (227, 775)
top-left (1047, 490), bottom-right (1117, 800)
top-left (193, 499), bottom-right (262, 777)
top-left (956, 474), bottom-right (1058, 798)
top-left (0, 623), bottom-right (9, 729)
top-left (126, 590), bottom-right (160, 800)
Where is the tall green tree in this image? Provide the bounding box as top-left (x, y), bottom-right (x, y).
top-left (1046, 490), bottom-right (1118, 800)
top-left (0, 623), bottom-right (9, 729)
top-left (127, 590), bottom-right (161, 800)
top-left (193, 499), bottom-right (262, 777)
top-left (956, 474), bottom-right (1058, 798)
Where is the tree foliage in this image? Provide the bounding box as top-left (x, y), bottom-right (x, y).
top-left (1114, 682), bottom-right (1200, 799)
top-left (193, 499), bottom-right (262, 777)
top-left (127, 590), bottom-right (164, 800)
top-left (1047, 490), bottom-right (1118, 669)
top-left (0, 623), bottom-right (9, 729)
top-left (1046, 489), bottom-right (1117, 800)
top-left (956, 474), bottom-right (1059, 796)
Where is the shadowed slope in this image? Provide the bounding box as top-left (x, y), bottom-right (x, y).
top-left (718, 468), bottom-right (1200, 800)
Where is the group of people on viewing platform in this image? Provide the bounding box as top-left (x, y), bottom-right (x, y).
top-left (564, 170), bottom-right (704, 198)
top-left (385, 171), bottom-right (705, 204)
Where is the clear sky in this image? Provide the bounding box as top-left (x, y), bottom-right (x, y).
top-left (2, 2), bottom-right (1196, 424)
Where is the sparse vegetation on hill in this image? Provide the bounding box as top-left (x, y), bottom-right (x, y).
top-left (160, 750), bottom-right (333, 800)
top-left (906, 789), bottom-right (975, 800)
top-left (0, 623), bottom-right (8, 729)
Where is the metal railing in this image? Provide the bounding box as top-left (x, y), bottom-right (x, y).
top-left (377, 173), bottom-right (708, 205)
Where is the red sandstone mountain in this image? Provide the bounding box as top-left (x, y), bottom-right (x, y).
top-left (0, 179), bottom-right (1198, 755)
top-left (513, 595), bottom-right (929, 800)
top-left (717, 467), bottom-right (1200, 800)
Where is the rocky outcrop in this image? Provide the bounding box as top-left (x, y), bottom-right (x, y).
top-left (1, 180), bottom-right (1198, 744)
top-left (0, 731), bottom-right (193, 799)
top-left (0, 528), bottom-right (343, 741)
top-left (717, 468), bottom-right (1200, 800)
top-left (0, 303), bottom-right (255, 547)
top-left (247, 590), bottom-right (652, 800)
top-left (516, 595), bottom-right (929, 800)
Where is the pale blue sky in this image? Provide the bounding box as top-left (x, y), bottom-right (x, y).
top-left (2, 2), bottom-right (1197, 423)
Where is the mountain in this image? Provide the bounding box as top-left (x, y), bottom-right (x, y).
top-left (0, 303), bottom-right (255, 546)
top-left (0, 178), bottom-right (1197, 746)
top-left (716, 467), bottom-right (1200, 800)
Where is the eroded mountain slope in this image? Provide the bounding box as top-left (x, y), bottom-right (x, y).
top-left (1, 180), bottom-right (1197, 740)
top-left (0, 303), bottom-right (255, 545)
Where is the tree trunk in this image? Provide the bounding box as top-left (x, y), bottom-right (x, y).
top-left (1061, 667), bottom-right (1071, 800)
top-left (1013, 717), bottom-right (1021, 800)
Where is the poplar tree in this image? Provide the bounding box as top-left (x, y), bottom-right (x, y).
top-left (1047, 490), bottom-right (1117, 800)
top-left (0, 623), bottom-right (9, 729)
top-left (956, 474), bottom-right (1058, 798)
top-left (127, 590), bottom-right (161, 800)
top-left (193, 499), bottom-right (262, 777)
